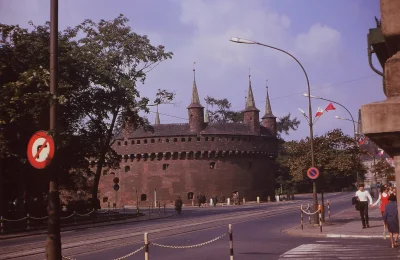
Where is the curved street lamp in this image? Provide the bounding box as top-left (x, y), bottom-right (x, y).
top-left (303, 94), bottom-right (357, 139)
top-left (230, 37), bottom-right (319, 223)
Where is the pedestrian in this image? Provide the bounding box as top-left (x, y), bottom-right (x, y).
top-left (197, 193), bottom-right (202, 208)
top-left (373, 186), bottom-right (390, 216)
top-left (212, 195), bottom-right (217, 207)
top-left (355, 184), bottom-right (373, 229)
top-left (392, 187), bottom-right (397, 197)
top-left (175, 196), bottom-right (183, 215)
top-left (383, 194), bottom-right (399, 248)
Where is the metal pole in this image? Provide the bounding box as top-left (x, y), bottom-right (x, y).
top-left (300, 205), bottom-right (303, 230)
top-left (321, 191), bottom-right (325, 223)
top-left (254, 41), bottom-right (318, 224)
top-left (46, 0), bottom-right (61, 259)
top-left (144, 232), bottom-right (149, 260)
top-left (154, 189), bottom-right (157, 208)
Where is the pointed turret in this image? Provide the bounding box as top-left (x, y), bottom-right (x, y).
top-left (155, 105), bottom-right (160, 125)
top-left (187, 63), bottom-right (205, 133)
top-left (261, 81), bottom-right (277, 136)
top-left (243, 71), bottom-right (260, 134)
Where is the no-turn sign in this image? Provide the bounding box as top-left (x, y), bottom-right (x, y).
top-left (27, 131), bottom-right (55, 169)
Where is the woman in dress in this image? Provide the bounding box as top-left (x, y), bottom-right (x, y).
top-left (373, 186), bottom-right (390, 216)
top-left (384, 194), bottom-right (399, 248)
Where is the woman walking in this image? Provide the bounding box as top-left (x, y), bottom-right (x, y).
top-left (383, 194), bottom-right (399, 248)
top-left (373, 186), bottom-right (390, 216)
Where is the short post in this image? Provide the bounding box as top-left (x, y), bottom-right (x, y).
top-left (26, 214), bottom-right (30, 230)
top-left (0, 216), bottom-right (4, 234)
top-left (300, 205), bottom-right (303, 230)
top-left (321, 191), bottom-right (325, 222)
top-left (243, 198), bottom-right (245, 204)
top-left (227, 198), bottom-right (230, 206)
top-left (158, 202), bottom-right (161, 216)
top-left (327, 200), bottom-right (330, 218)
top-left (308, 203), bottom-right (311, 224)
top-left (318, 205), bottom-right (322, 233)
top-left (144, 232), bottom-right (149, 260)
top-left (73, 211), bottom-right (76, 226)
top-left (229, 224), bottom-right (234, 260)
top-left (267, 196), bottom-right (270, 202)
top-left (256, 197), bottom-right (260, 203)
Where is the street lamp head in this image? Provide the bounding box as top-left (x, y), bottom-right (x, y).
top-left (335, 116), bottom-right (340, 119)
top-left (229, 37), bottom-right (256, 44)
top-left (303, 93), bottom-right (319, 99)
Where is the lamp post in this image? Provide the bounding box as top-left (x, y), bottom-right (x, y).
top-left (230, 37), bottom-right (318, 223)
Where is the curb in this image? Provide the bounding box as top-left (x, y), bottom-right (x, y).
top-left (326, 234), bottom-right (385, 239)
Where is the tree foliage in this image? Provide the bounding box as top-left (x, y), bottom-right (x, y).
top-left (277, 129), bottom-right (367, 192)
top-left (371, 158), bottom-right (395, 179)
top-left (0, 14), bottom-right (174, 213)
top-left (204, 96), bottom-right (243, 123)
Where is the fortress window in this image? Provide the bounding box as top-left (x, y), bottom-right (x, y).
top-left (144, 139), bottom-right (148, 144)
top-left (187, 192), bottom-right (194, 200)
top-left (210, 162), bottom-right (216, 169)
top-left (181, 138), bottom-right (186, 142)
top-left (205, 137), bottom-right (209, 141)
top-left (103, 197), bottom-right (108, 203)
top-left (137, 140), bottom-right (141, 144)
top-left (158, 138), bottom-right (162, 143)
top-left (124, 141), bottom-right (128, 145)
top-left (166, 138), bottom-right (170, 143)
top-left (125, 166), bottom-right (130, 172)
top-left (141, 194), bottom-right (147, 201)
top-left (173, 138), bottom-right (178, 142)
top-left (211, 137), bottom-right (215, 141)
top-left (248, 161), bottom-right (252, 169)
top-left (102, 170), bottom-right (107, 176)
top-left (163, 164), bottom-right (169, 170)
top-left (197, 137), bottom-right (200, 142)
top-left (117, 141), bottom-right (121, 146)
top-left (110, 172), bottom-right (115, 175)
top-left (151, 139), bottom-right (155, 143)
top-left (188, 137), bottom-right (192, 142)
top-left (131, 140), bottom-right (135, 145)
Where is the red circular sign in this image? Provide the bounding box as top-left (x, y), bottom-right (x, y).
top-left (27, 131), bottom-right (55, 169)
top-left (307, 167), bottom-right (320, 180)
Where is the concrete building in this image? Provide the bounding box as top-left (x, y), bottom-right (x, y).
top-left (97, 72), bottom-right (279, 207)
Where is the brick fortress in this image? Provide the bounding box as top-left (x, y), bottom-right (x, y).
top-left (98, 71), bottom-right (279, 207)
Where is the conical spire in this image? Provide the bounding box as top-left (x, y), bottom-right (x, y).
top-left (205, 104), bottom-right (209, 123)
top-left (262, 80), bottom-right (275, 119)
top-left (245, 70), bottom-right (258, 111)
top-left (357, 109), bottom-right (362, 135)
top-left (155, 105), bottom-right (160, 125)
top-left (187, 62), bottom-right (204, 109)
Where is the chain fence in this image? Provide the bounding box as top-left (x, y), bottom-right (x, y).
top-left (56, 224), bottom-right (234, 260)
top-left (300, 202), bottom-right (330, 232)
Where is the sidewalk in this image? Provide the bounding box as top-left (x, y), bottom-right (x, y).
top-left (282, 206), bottom-right (387, 239)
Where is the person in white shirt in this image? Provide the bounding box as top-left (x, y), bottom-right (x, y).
top-left (355, 184), bottom-right (373, 228)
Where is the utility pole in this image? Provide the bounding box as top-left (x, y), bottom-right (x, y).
top-left (46, 0), bottom-right (61, 259)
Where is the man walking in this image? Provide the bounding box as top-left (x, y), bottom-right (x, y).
top-left (355, 184), bottom-right (373, 229)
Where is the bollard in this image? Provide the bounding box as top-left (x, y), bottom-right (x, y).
top-left (308, 203), bottom-right (311, 224)
top-left (267, 196), bottom-right (270, 202)
top-left (144, 232), bottom-right (149, 260)
top-left (327, 200), bottom-right (330, 218)
top-left (0, 216), bottom-right (4, 234)
top-left (229, 224), bottom-right (234, 260)
top-left (318, 205), bottom-right (322, 232)
top-left (210, 198), bottom-right (213, 206)
top-left (26, 214), bottom-right (30, 230)
top-left (227, 198), bottom-right (230, 206)
top-left (243, 198), bottom-right (246, 204)
top-left (257, 197), bottom-right (260, 203)
top-left (300, 206), bottom-right (303, 230)
top-left (158, 202), bottom-right (161, 216)
top-left (74, 211), bottom-right (76, 226)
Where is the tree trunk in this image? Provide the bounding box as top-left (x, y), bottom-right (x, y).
top-left (91, 109), bottom-right (119, 208)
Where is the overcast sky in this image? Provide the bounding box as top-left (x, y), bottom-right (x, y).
top-left (0, 0), bottom-right (383, 140)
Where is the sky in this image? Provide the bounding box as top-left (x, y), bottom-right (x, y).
top-left (0, 0), bottom-right (383, 141)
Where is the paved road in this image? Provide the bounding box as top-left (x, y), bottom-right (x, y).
top-left (0, 192), bottom-right (357, 260)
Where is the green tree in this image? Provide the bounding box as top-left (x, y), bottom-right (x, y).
top-left (73, 15), bottom-right (174, 206)
top-left (371, 158), bottom-right (395, 179)
top-left (278, 129), bottom-right (367, 192)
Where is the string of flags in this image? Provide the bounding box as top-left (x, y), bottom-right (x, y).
top-left (314, 103), bottom-right (336, 122)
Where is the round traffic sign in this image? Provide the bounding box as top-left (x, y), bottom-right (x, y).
top-left (113, 177), bottom-right (120, 184)
top-left (307, 167), bottom-right (320, 180)
top-left (27, 131), bottom-right (55, 169)
top-left (113, 184), bottom-right (120, 191)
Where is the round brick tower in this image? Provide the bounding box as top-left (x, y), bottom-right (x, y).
top-left (97, 72), bottom-right (279, 208)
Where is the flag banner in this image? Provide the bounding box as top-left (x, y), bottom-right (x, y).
top-left (357, 134), bottom-right (368, 145)
top-left (386, 158), bottom-right (394, 167)
top-left (377, 148), bottom-right (384, 156)
top-left (315, 107), bottom-right (324, 117)
top-left (325, 103), bottom-right (336, 112)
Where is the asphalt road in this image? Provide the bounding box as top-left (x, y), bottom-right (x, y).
top-left (0, 192), bottom-right (355, 260)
